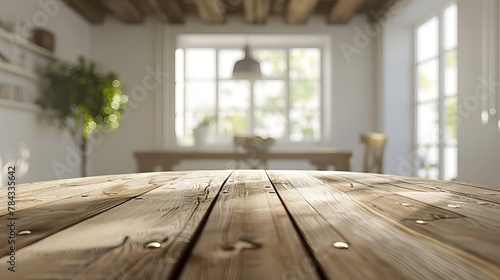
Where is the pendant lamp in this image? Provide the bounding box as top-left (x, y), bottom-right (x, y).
top-left (232, 45), bottom-right (261, 80)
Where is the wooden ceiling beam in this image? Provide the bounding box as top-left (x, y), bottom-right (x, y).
top-left (135, 0), bottom-right (168, 23)
top-left (285, 0), bottom-right (319, 24)
top-left (328, 0), bottom-right (365, 24)
top-left (243, 0), bottom-right (272, 23)
top-left (368, 0), bottom-right (401, 23)
top-left (66, 0), bottom-right (105, 24)
top-left (195, 0), bottom-right (225, 24)
top-left (158, 0), bottom-right (184, 24)
top-left (101, 0), bottom-right (144, 24)
top-left (271, 0), bottom-right (286, 15)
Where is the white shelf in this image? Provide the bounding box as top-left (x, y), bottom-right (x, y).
top-left (0, 28), bottom-right (56, 60)
top-left (0, 61), bottom-right (41, 82)
top-left (0, 98), bottom-right (40, 112)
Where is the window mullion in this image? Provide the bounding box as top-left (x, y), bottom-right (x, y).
top-left (183, 48), bottom-right (187, 144)
top-left (250, 80), bottom-right (255, 135)
top-left (215, 49), bottom-right (219, 136)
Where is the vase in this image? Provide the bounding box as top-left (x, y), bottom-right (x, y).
top-left (193, 126), bottom-right (209, 147)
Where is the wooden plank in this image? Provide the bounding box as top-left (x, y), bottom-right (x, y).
top-left (66, 0), bottom-right (106, 23)
top-left (101, 0), bottom-right (144, 23)
top-left (8, 173), bottom-right (182, 213)
top-left (267, 171), bottom-right (500, 279)
top-left (195, 0), bottom-right (225, 24)
top-left (328, 0), bottom-right (365, 23)
top-left (368, 0), bottom-right (400, 23)
top-left (134, 0), bottom-right (168, 22)
top-left (0, 172), bottom-right (185, 257)
top-left (315, 171), bottom-right (433, 193)
top-left (0, 171), bottom-right (231, 279)
top-left (285, 0), bottom-right (318, 24)
top-left (243, 0), bottom-right (271, 23)
top-left (0, 174), bottom-right (153, 216)
top-left (397, 191), bottom-right (500, 265)
top-left (158, 0), bottom-right (185, 23)
top-left (179, 170), bottom-right (320, 280)
top-left (378, 174), bottom-right (500, 204)
top-left (311, 172), bottom-right (500, 266)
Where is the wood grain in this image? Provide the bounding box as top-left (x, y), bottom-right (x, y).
top-left (313, 172), bottom-right (500, 267)
top-left (243, 0), bottom-right (271, 23)
top-left (1, 170), bottom-right (499, 279)
top-left (285, 0), bottom-right (319, 24)
top-left (0, 174), bottom-right (156, 216)
top-left (267, 171), bottom-right (500, 279)
top-left (179, 170), bottom-right (320, 280)
top-left (387, 175), bottom-right (500, 203)
top-left (328, 0), bottom-right (365, 23)
top-left (0, 171), bottom-right (231, 280)
top-left (0, 172), bottom-right (183, 257)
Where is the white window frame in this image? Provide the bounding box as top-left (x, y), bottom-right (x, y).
top-left (173, 35), bottom-right (328, 148)
top-left (413, 2), bottom-right (458, 180)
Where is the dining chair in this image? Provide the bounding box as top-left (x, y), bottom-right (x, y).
top-left (360, 132), bottom-right (388, 174)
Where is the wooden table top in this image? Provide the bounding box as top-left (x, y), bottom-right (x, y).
top-left (1, 170), bottom-right (499, 279)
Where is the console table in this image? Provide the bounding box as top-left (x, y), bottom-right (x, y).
top-left (134, 149), bottom-right (352, 172)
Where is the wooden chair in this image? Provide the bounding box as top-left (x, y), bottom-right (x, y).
top-left (360, 132), bottom-right (388, 174)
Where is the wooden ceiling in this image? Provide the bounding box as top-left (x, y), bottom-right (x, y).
top-left (67, 0), bottom-right (398, 25)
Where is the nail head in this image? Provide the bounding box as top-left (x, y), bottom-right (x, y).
top-left (333, 241), bottom-right (349, 249)
top-left (145, 242), bottom-right (161, 249)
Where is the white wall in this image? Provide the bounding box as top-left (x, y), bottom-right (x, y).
top-left (456, 0), bottom-right (500, 186)
top-left (0, 0), bottom-right (91, 184)
top-left (378, 25), bottom-right (413, 175)
top-left (89, 18), bottom-right (158, 176)
top-left (89, 15), bottom-right (377, 175)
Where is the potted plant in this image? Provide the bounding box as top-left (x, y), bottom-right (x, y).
top-left (193, 115), bottom-right (215, 147)
top-left (39, 56), bottom-right (128, 177)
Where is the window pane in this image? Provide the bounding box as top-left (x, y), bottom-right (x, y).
top-left (417, 145), bottom-right (439, 179)
top-left (255, 110), bottom-right (286, 139)
top-left (445, 97), bottom-right (457, 145)
top-left (219, 80), bottom-right (250, 110)
top-left (291, 81), bottom-right (320, 109)
top-left (175, 83), bottom-right (184, 115)
top-left (290, 48), bottom-right (320, 80)
top-left (219, 110), bottom-right (250, 136)
top-left (185, 82), bottom-right (216, 111)
top-left (253, 49), bottom-right (286, 78)
top-left (175, 113), bottom-right (185, 144)
top-left (444, 4), bottom-right (457, 50)
top-left (186, 49), bottom-right (215, 80)
top-left (417, 17), bottom-right (439, 62)
top-left (219, 49), bottom-right (244, 79)
top-left (417, 59), bottom-right (439, 102)
top-left (175, 48), bottom-right (184, 82)
top-left (444, 146), bottom-right (457, 181)
top-left (417, 102), bottom-right (439, 145)
top-left (444, 50), bottom-right (457, 96)
top-left (254, 80), bottom-right (286, 110)
top-left (290, 110), bottom-right (320, 141)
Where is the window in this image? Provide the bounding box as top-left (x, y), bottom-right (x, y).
top-left (175, 45), bottom-right (322, 146)
top-left (415, 3), bottom-right (457, 180)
